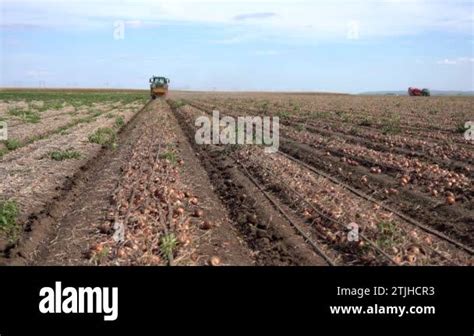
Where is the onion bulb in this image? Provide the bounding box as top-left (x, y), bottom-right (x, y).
top-left (193, 209), bottom-right (204, 218)
top-left (200, 220), bottom-right (212, 230)
top-left (446, 196), bottom-right (456, 205)
top-left (210, 256), bottom-right (221, 266)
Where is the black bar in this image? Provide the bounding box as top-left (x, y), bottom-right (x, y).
top-left (0, 267), bottom-right (472, 335)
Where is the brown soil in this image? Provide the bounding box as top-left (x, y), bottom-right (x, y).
top-left (280, 139), bottom-right (473, 245)
top-left (0, 102), bottom-right (141, 254)
top-left (8, 100), bottom-right (254, 266)
top-left (171, 104), bottom-right (328, 265)
top-left (2, 92), bottom-right (472, 266)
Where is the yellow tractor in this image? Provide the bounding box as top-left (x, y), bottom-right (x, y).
top-left (149, 76), bottom-right (170, 99)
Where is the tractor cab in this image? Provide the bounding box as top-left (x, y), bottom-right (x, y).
top-left (150, 76), bottom-right (170, 87)
top-left (149, 76), bottom-right (170, 99)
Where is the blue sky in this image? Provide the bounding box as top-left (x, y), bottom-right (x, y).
top-left (1, 0), bottom-right (473, 93)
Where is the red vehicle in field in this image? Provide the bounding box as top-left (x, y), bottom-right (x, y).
top-left (408, 87), bottom-right (431, 96)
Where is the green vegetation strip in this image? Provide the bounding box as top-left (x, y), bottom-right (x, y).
top-left (0, 200), bottom-right (19, 242)
top-left (0, 114), bottom-right (100, 158)
top-left (114, 116), bottom-right (125, 128)
top-left (7, 107), bottom-right (41, 123)
top-left (49, 150), bottom-right (81, 161)
top-left (0, 107), bottom-right (136, 159)
top-left (0, 91), bottom-right (148, 107)
top-left (88, 127), bottom-right (117, 148)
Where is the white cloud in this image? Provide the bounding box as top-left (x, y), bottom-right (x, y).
top-left (212, 34), bottom-right (253, 45)
top-left (1, 0), bottom-right (473, 42)
top-left (437, 59), bottom-right (458, 65)
top-left (234, 12), bottom-right (277, 21)
top-left (124, 20), bottom-right (143, 28)
top-left (437, 57), bottom-right (474, 65)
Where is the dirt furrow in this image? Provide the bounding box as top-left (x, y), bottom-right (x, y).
top-left (1, 102), bottom-right (147, 262)
top-left (170, 101), bottom-right (333, 265)
top-left (22, 100), bottom-right (253, 266)
top-left (285, 121), bottom-right (473, 175)
top-left (279, 139), bottom-right (474, 247)
top-left (181, 99), bottom-right (473, 255)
